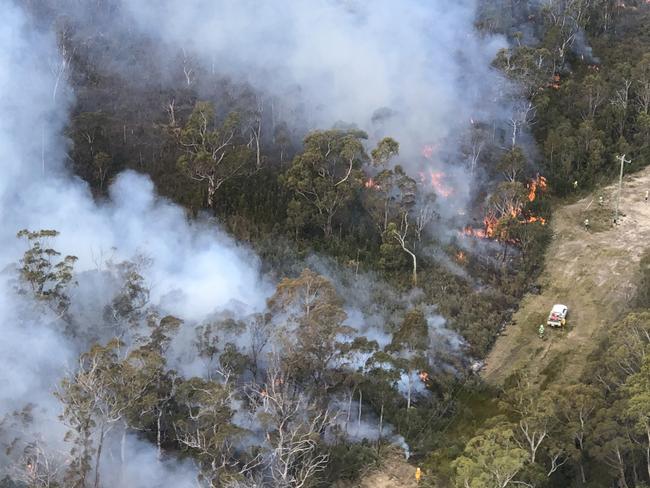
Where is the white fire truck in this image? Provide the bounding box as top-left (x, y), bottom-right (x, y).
top-left (547, 304), bottom-right (568, 327)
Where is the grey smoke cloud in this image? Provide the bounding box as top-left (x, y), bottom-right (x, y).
top-left (121, 0), bottom-right (508, 155)
top-left (0, 1), bottom-right (267, 482)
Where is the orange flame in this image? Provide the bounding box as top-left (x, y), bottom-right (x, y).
top-left (364, 178), bottom-right (377, 189)
top-left (455, 251), bottom-right (467, 263)
top-left (527, 175), bottom-right (548, 202)
top-left (418, 371), bottom-right (430, 383)
top-left (429, 172), bottom-right (454, 198)
top-left (526, 216), bottom-right (547, 225)
top-left (461, 176), bottom-right (548, 242)
top-left (420, 170), bottom-right (453, 198)
top-left (421, 144), bottom-right (438, 160)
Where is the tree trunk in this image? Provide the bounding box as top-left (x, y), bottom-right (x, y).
top-left (617, 448), bottom-right (629, 488)
top-left (406, 372), bottom-right (412, 410)
top-left (94, 423), bottom-right (105, 488)
top-left (345, 389), bottom-right (354, 433)
top-left (324, 213), bottom-right (334, 238)
top-left (357, 390), bottom-right (362, 433)
top-left (409, 251), bottom-right (417, 286)
top-left (646, 426), bottom-right (650, 481)
top-left (157, 409), bottom-right (163, 460)
top-left (207, 179), bottom-right (216, 208)
top-left (255, 124), bottom-right (261, 169)
top-left (121, 429), bottom-right (126, 466)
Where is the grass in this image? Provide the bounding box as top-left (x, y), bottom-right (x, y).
top-left (580, 201), bottom-right (615, 233)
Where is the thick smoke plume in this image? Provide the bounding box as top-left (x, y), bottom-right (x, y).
top-left (0, 1), bottom-right (267, 483)
top-left (122, 0), bottom-right (506, 147)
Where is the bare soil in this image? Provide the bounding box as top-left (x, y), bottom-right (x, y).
top-left (483, 166), bottom-right (650, 385)
top-left (336, 447), bottom-right (420, 488)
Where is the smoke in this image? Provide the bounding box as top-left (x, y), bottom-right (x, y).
top-left (36, 0), bottom-right (513, 220)
top-left (330, 399), bottom-right (411, 459)
top-left (121, 0), bottom-right (506, 148)
top-left (0, 0), bottom-right (268, 482)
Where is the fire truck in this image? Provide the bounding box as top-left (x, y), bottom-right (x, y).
top-left (547, 304), bottom-right (568, 327)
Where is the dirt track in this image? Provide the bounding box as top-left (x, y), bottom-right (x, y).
top-left (352, 448), bottom-right (420, 488)
top-left (483, 166), bottom-right (650, 385)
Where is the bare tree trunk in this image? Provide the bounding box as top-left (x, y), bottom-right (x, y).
top-left (325, 213), bottom-right (334, 238)
top-left (121, 429), bottom-right (126, 466)
top-left (157, 409), bottom-right (163, 460)
top-left (254, 122), bottom-right (262, 169)
top-left (646, 426), bottom-right (650, 481)
top-left (406, 372), bottom-right (412, 410)
top-left (94, 423), bottom-right (105, 488)
top-left (617, 448), bottom-right (629, 488)
top-left (207, 179), bottom-right (216, 208)
top-left (357, 390), bottom-right (362, 433)
top-left (408, 250), bottom-right (417, 286)
top-left (345, 389), bottom-right (354, 433)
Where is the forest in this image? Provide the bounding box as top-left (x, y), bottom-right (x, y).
top-left (1, 0), bottom-right (650, 487)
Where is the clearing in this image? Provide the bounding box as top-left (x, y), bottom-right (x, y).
top-left (483, 166), bottom-right (650, 385)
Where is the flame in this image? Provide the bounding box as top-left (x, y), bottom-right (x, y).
top-left (418, 371), bottom-right (430, 383)
top-left (420, 170), bottom-right (454, 198)
top-left (462, 212), bottom-right (545, 242)
top-left (455, 251), bottom-right (467, 263)
top-left (526, 216), bottom-right (547, 224)
top-left (364, 177), bottom-right (377, 189)
top-left (421, 144), bottom-right (438, 160)
top-left (527, 174), bottom-right (548, 202)
top-left (462, 215), bottom-right (497, 240)
top-left (461, 174), bottom-right (548, 242)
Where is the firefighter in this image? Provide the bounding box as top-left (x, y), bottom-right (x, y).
top-left (645, 190), bottom-right (648, 202)
top-left (538, 323), bottom-right (545, 339)
top-left (415, 467), bottom-right (422, 484)
top-left (573, 180), bottom-right (578, 190)
top-left (599, 196), bottom-right (604, 206)
top-left (584, 218), bottom-right (590, 229)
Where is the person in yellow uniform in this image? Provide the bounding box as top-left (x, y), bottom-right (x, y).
top-left (415, 467), bottom-right (422, 483)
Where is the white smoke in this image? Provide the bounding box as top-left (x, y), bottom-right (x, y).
top-left (121, 0), bottom-right (506, 149)
top-left (0, 1), bottom-right (268, 483)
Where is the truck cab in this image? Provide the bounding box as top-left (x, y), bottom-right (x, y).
top-left (547, 304), bottom-right (568, 327)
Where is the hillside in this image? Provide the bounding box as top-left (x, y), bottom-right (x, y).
top-left (483, 165), bottom-right (650, 385)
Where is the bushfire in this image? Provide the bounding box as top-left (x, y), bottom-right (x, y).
top-left (420, 170), bottom-right (454, 198)
top-left (364, 177), bottom-right (378, 189)
top-left (462, 175), bottom-right (548, 241)
top-left (421, 144), bottom-right (439, 160)
top-left (527, 174), bottom-right (548, 202)
top-left (418, 371), bottom-right (430, 383)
